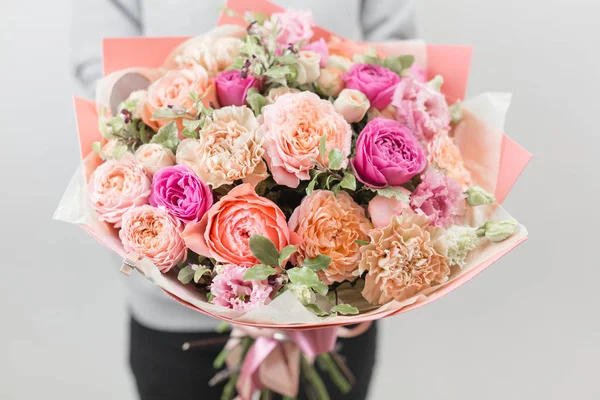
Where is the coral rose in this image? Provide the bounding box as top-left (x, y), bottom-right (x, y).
top-left (119, 205), bottom-right (187, 272)
top-left (426, 132), bottom-right (473, 189)
top-left (141, 66), bottom-right (216, 132)
top-left (358, 210), bottom-right (450, 304)
top-left (289, 190), bottom-right (373, 284)
top-left (88, 153), bottom-right (151, 228)
top-left (176, 106), bottom-right (267, 188)
top-left (210, 264), bottom-right (273, 311)
top-left (260, 92), bottom-right (352, 188)
top-left (182, 183), bottom-right (293, 266)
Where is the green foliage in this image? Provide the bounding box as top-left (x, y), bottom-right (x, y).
top-left (248, 234), bottom-right (280, 266)
top-left (246, 87), bottom-right (266, 115)
top-left (329, 304), bottom-right (359, 315)
top-left (302, 255), bottom-right (332, 272)
top-left (150, 121), bottom-right (180, 153)
top-left (278, 245), bottom-right (297, 266)
top-left (177, 265), bottom-right (195, 284)
top-left (287, 267), bottom-right (329, 296)
top-left (243, 264), bottom-right (278, 281)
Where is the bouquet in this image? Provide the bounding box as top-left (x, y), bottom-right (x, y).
top-left (55, 0), bottom-right (531, 398)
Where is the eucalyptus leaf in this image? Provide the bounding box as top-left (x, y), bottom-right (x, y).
top-left (150, 121), bottom-right (180, 153)
top-left (193, 266), bottom-right (211, 283)
top-left (91, 142), bottom-right (104, 158)
top-left (327, 148), bottom-right (344, 170)
top-left (302, 255), bottom-right (332, 272)
top-left (306, 171), bottom-right (323, 195)
top-left (177, 265), bottom-right (195, 284)
top-left (354, 240), bottom-right (370, 246)
top-left (139, 123), bottom-right (150, 144)
top-left (330, 304), bottom-right (359, 315)
top-left (375, 186), bottom-right (411, 203)
top-left (152, 108), bottom-right (186, 119)
top-left (383, 55), bottom-right (415, 76)
top-left (305, 303), bottom-right (329, 317)
top-left (246, 88), bottom-right (266, 115)
top-left (249, 234), bottom-right (280, 266)
top-left (244, 264), bottom-right (278, 281)
top-left (278, 245), bottom-right (297, 266)
top-left (287, 267), bottom-right (329, 296)
top-left (339, 172), bottom-right (356, 191)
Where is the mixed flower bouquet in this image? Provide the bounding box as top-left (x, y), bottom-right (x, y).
top-left (55, 0), bottom-right (531, 398)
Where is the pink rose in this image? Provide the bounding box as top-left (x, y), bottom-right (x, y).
top-left (265, 9), bottom-right (314, 47)
top-left (214, 70), bottom-right (261, 107)
top-left (210, 264), bottom-right (273, 311)
top-left (352, 118), bottom-right (427, 188)
top-left (181, 183), bottom-right (295, 266)
top-left (260, 92), bottom-right (352, 188)
top-left (342, 64), bottom-right (400, 110)
top-left (392, 77), bottom-right (451, 142)
top-left (88, 153), bottom-right (151, 228)
top-left (302, 38), bottom-right (329, 67)
top-left (119, 205), bottom-right (187, 272)
top-left (150, 165), bottom-right (213, 224)
top-left (410, 169), bottom-right (466, 227)
top-left (368, 190), bottom-right (412, 229)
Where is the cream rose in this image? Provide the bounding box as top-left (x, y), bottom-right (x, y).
top-left (326, 54), bottom-right (353, 72)
top-left (265, 86), bottom-right (300, 105)
top-left (135, 143), bottom-right (176, 176)
top-left (296, 50), bottom-right (321, 85)
top-left (176, 106), bottom-right (267, 188)
top-left (334, 89), bottom-right (370, 123)
top-left (175, 36), bottom-right (243, 76)
top-left (317, 67), bottom-right (344, 97)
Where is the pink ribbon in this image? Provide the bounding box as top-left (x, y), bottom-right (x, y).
top-left (228, 322), bottom-right (371, 399)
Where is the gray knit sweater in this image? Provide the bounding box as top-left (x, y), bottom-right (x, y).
top-left (71, 0), bottom-right (417, 332)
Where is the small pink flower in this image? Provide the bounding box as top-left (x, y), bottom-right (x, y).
top-left (392, 77), bottom-right (451, 142)
top-left (264, 9), bottom-right (314, 47)
top-left (410, 169), bottom-right (466, 227)
top-left (210, 264), bottom-right (273, 311)
top-left (214, 70), bottom-right (261, 107)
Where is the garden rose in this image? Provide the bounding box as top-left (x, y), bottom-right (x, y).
top-left (358, 211), bottom-right (450, 304)
top-left (426, 132), bottom-right (472, 189)
top-left (317, 67), bottom-right (344, 97)
top-left (150, 165), bottom-right (213, 224)
top-left (368, 189), bottom-right (412, 229)
top-left (352, 118), bottom-right (427, 188)
top-left (176, 106), bottom-right (267, 188)
top-left (296, 50), bottom-right (321, 85)
top-left (210, 264), bottom-right (273, 311)
top-left (261, 92), bottom-right (352, 188)
top-left (289, 191), bottom-right (373, 284)
top-left (119, 205), bottom-right (187, 273)
top-left (175, 35), bottom-right (243, 76)
top-left (134, 143), bottom-right (176, 176)
top-left (181, 183), bottom-right (294, 266)
top-left (334, 89), bottom-right (370, 123)
top-left (410, 169), bottom-right (466, 227)
top-left (264, 9), bottom-right (314, 47)
top-left (342, 63), bottom-right (400, 110)
top-left (392, 77), bottom-right (451, 142)
top-left (88, 153), bottom-right (151, 228)
top-left (141, 66), bottom-right (216, 132)
top-left (302, 38), bottom-right (329, 67)
top-left (265, 86), bottom-right (300, 105)
top-left (215, 70), bottom-right (261, 107)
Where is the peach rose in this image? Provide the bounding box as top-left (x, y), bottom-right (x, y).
top-left (176, 106), bottom-right (267, 188)
top-left (427, 132), bottom-right (473, 189)
top-left (182, 183), bottom-right (294, 266)
top-left (358, 211), bottom-right (450, 305)
top-left (265, 86), bottom-right (300, 105)
top-left (260, 92), bottom-right (352, 188)
top-left (88, 153), bottom-right (151, 228)
top-left (135, 143), bottom-right (176, 176)
top-left (334, 89), bottom-right (370, 123)
top-left (175, 36), bottom-right (243, 76)
top-left (119, 205), bottom-right (187, 272)
top-left (141, 66), bottom-right (216, 132)
top-left (289, 190), bottom-right (373, 284)
top-left (317, 67), bottom-right (344, 97)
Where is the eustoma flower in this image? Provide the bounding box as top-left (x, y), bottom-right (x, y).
top-left (261, 92), bottom-right (352, 188)
top-left (119, 205), bottom-right (187, 272)
top-left (182, 184), bottom-right (294, 266)
top-left (392, 77), bottom-right (451, 142)
top-left (150, 165), bottom-right (213, 224)
top-left (289, 191), bottom-right (373, 284)
top-left (88, 153), bottom-right (151, 228)
top-left (410, 169), bottom-right (466, 228)
top-left (342, 63), bottom-right (400, 110)
top-left (358, 211), bottom-right (450, 304)
top-left (210, 264), bottom-right (273, 311)
top-left (264, 9), bottom-right (314, 47)
top-left (352, 118), bottom-right (427, 188)
top-left (214, 70), bottom-right (261, 107)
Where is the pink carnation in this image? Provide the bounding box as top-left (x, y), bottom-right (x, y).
top-left (265, 9), bottom-right (314, 47)
top-left (210, 264), bottom-right (273, 311)
top-left (392, 77), bottom-right (451, 142)
top-left (410, 169), bottom-right (466, 227)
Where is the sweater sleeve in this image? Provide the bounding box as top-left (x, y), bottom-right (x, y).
top-left (360, 0), bottom-right (418, 41)
top-left (71, 0), bottom-right (142, 97)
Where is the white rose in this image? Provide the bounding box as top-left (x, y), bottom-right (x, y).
top-left (326, 55), bottom-right (353, 72)
top-left (134, 143), bottom-right (176, 176)
top-left (296, 50), bottom-right (321, 85)
top-left (265, 86), bottom-right (300, 105)
top-left (334, 89), bottom-right (371, 123)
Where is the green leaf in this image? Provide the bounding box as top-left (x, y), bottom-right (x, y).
top-left (193, 266), bottom-right (211, 283)
top-left (152, 107), bottom-right (186, 119)
top-left (246, 88), bottom-right (266, 115)
top-left (318, 135), bottom-right (327, 164)
top-left (249, 234), bottom-right (280, 266)
top-left (306, 171), bottom-right (323, 195)
top-left (278, 245), bottom-right (297, 266)
top-left (330, 304), bottom-right (359, 315)
top-left (305, 303), bottom-right (328, 317)
top-left (375, 186), bottom-right (411, 203)
top-left (182, 119), bottom-right (202, 139)
top-left (177, 265), bottom-right (195, 284)
top-left (428, 75), bottom-right (444, 92)
top-left (244, 264), bottom-right (278, 281)
top-left (324, 174), bottom-right (337, 190)
top-left (327, 148), bottom-right (344, 170)
top-left (150, 121), bottom-right (180, 153)
top-left (111, 144), bottom-right (128, 160)
top-left (354, 240), bottom-right (370, 246)
top-left (302, 255), bottom-right (332, 272)
top-left (275, 52), bottom-right (299, 66)
top-left (339, 172), bottom-right (356, 191)
top-left (91, 142), bottom-right (104, 158)
top-left (287, 267), bottom-right (329, 296)
top-left (383, 55), bottom-right (415, 76)
top-left (449, 100), bottom-right (463, 124)
top-left (139, 123), bottom-right (150, 144)
top-left (215, 321), bottom-right (230, 333)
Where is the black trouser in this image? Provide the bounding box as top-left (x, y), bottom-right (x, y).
top-left (129, 317), bottom-right (378, 400)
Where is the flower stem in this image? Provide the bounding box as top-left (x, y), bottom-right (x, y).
top-left (316, 353), bottom-right (352, 394)
top-left (301, 355), bottom-right (331, 400)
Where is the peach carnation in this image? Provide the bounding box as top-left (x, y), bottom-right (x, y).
top-left (358, 210), bottom-right (450, 305)
top-left (427, 131), bottom-right (473, 189)
top-left (289, 190), bottom-right (373, 284)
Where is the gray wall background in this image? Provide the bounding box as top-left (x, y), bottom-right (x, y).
top-left (1, 0), bottom-right (598, 398)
